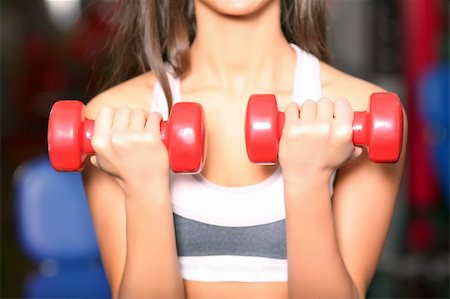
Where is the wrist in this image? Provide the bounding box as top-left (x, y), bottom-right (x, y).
top-left (283, 170), bottom-right (332, 199)
top-left (282, 168), bottom-right (332, 187)
top-left (124, 176), bottom-right (170, 202)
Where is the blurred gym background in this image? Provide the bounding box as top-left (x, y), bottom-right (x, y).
top-left (1, 0), bottom-right (448, 298)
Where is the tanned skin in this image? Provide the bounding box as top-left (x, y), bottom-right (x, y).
top-left (82, 1), bottom-right (406, 298)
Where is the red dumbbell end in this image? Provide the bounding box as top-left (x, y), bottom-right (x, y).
top-left (167, 102), bottom-right (206, 173)
top-left (48, 101), bottom-right (94, 171)
top-left (245, 94), bottom-right (283, 164)
top-left (353, 93), bottom-right (403, 163)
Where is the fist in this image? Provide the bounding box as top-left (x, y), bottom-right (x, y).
top-left (90, 106), bottom-right (169, 190)
top-left (278, 98), bottom-right (362, 179)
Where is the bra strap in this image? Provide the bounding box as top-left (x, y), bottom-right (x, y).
top-left (151, 70), bottom-right (181, 120)
top-left (290, 44), bottom-right (322, 104)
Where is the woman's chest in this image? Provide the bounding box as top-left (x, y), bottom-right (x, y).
top-left (181, 91), bottom-right (292, 186)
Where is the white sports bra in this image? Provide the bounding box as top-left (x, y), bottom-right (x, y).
top-left (152, 44), bottom-right (334, 282)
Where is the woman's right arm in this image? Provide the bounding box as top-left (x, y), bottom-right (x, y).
top-left (82, 161), bottom-right (127, 298)
top-left (82, 90), bottom-right (184, 299)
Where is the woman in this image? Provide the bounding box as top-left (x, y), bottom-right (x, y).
top-left (82, 1), bottom-right (407, 298)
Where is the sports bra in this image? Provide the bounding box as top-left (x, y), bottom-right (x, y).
top-left (152, 44), bottom-right (334, 282)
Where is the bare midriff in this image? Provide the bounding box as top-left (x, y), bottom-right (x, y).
top-left (184, 280), bottom-right (288, 299)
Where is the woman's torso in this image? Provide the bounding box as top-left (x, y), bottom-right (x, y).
top-left (151, 44), bottom-right (321, 298)
top-left (95, 43), bottom-right (372, 299)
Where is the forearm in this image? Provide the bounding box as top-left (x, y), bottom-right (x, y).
top-left (284, 174), bottom-right (360, 299)
top-left (119, 179), bottom-right (184, 299)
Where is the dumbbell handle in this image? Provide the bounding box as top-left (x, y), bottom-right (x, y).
top-left (353, 112), bottom-right (373, 146)
top-left (274, 111), bottom-right (377, 145)
top-left (76, 119), bottom-right (170, 155)
top-left (81, 119), bottom-right (95, 154)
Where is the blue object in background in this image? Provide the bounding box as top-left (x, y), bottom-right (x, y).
top-left (13, 155), bottom-right (111, 298)
top-left (419, 63), bottom-right (450, 203)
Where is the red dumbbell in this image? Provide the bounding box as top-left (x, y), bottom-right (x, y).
top-left (48, 100), bottom-right (206, 173)
top-left (245, 93), bottom-right (403, 163)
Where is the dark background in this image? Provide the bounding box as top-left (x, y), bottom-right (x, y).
top-left (1, 0), bottom-right (449, 298)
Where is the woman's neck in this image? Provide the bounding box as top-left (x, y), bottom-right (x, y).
top-left (188, 0), bottom-right (295, 96)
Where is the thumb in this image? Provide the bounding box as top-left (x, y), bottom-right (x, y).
top-left (90, 155), bottom-right (99, 168)
top-left (351, 146), bottom-right (364, 160)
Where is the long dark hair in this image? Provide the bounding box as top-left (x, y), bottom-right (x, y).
top-left (108, 0), bottom-right (329, 109)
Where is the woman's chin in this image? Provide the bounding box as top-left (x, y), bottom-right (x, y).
top-left (198, 0), bottom-right (274, 17)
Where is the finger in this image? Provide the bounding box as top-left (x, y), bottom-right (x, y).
top-left (95, 106), bottom-right (114, 135)
top-left (145, 112), bottom-right (163, 135)
top-left (112, 107), bottom-right (131, 131)
top-left (334, 97), bottom-right (354, 123)
top-left (90, 155), bottom-right (98, 168)
top-left (317, 98), bottom-right (334, 120)
top-left (284, 102), bottom-right (300, 124)
top-left (129, 108), bottom-right (148, 130)
top-left (299, 100), bottom-right (317, 121)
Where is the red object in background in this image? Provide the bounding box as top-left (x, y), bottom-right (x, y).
top-left (13, 1), bottom-right (116, 126)
top-left (407, 217), bottom-right (434, 252)
top-left (402, 0), bottom-right (443, 206)
top-left (66, 3), bottom-right (113, 62)
top-left (16, 35), bottom-right (71, 122)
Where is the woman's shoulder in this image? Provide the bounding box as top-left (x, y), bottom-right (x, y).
top-left (84, 71), bottom-right (157, 119)
top-left (319, 62), bottom-right (387, 110)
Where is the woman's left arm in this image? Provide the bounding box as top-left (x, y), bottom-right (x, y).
top-left (330, 107), bottom-right (407, 297)
top-left (283, 83), bottom-right (407, 298)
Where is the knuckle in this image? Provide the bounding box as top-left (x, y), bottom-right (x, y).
top-left (97, 107), bottom-right (105, 115)
top-left (127, 130), bottom-right (160, 146)
top-left (128, 131), bottom-right (142, 144)
top-left (114, 107), bottom-right (131, 120)
top-left (91, 134), bottom-right (109, 151)
top-left (284, 124), bottom-right (302, 138)
top-left (336, 123), bottom-right (353, 139)
top-left (143, 131), bottom-right (159, 144)
top-left (98, 106), bottom-right (113, 115)
top-left (111, 132), bottom-right (128, 147)
top-left (317, 122), bottom-right (332, 135)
